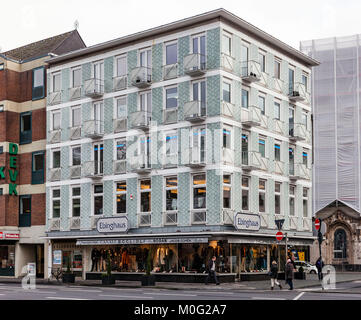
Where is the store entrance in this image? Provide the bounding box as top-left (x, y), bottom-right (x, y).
top-left (35, 245), bottom-right (44, 278)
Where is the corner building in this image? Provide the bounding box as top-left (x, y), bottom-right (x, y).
top-left (46, 9), bottom-right (318, 281)
top-left (0, 30), bottom-right (85, 278)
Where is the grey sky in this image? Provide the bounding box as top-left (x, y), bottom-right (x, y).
top-left (1, 0), bottom-right (360, 52)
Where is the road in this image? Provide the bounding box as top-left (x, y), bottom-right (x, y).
top-left (0, 281), bottom-right (361, 300)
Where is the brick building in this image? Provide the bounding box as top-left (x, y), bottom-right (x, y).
top-left (0, 30), bottom-right (85, 277)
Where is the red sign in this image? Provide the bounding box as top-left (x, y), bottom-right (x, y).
top-left (315, 219), bottom-right (320, 230)
top-left (4, 233), bottom-right (19, 239)
top-left (276, 231), bottom-right (283, 241)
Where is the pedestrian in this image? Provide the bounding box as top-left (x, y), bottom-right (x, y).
top-left (316, 257), bottom-right (324, 281)
top-left (269, 261), bottom-right (282, 290)
top-left (285, 259), bottom-right (294, 290)
top-left (205, 256), bottom-right (220, 285)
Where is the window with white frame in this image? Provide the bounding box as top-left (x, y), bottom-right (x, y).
top-left (139, 48), bottom-right (152, 68)
top-left (289, 185), bottom-right (295, 216)
top-left (165, 86), bottom-right (178, 109)
top-left (258, 94), bottom-right (266, 115)
top-left (71, 146), bottom-right (81, 166)
top-left (52, 72), bottom-right (61, 92)
top-left (302, 73), bottom-right (308, 92)
top-left (223, 81), bottom-right (231, 103)
top-left (52, 110), bottom-right (61, 130)
top-left (140, 180), bottom-right (151, 213)
top-left (303, 188), bottom-right (309, 217)
top-left (52, 189), bottom-right (61, 218)
top-left (71, 186), bottom-right (81, 217)
top-left (259, 137), bottom-right (266, 158)
top-left (259, 179), bottom-right (266, 213)
top-left (258, 50), bottom-right (266, 73)
top-left (52, 149), bottom-right (61, 168)
top-left (274, 58), bottom-right (281, 79)
top-left (116, 96), bottom-right (127, 119)
top-left (302, 111), bottom-right (308, 130)
top-left (165, 42), bottom-right (178, 65)
top-left (116, 55), bottom-right (127, 77)
top-left (139, 91), bottom-right (152, 113)
top-left (222, 32), bottom-right (232, 56)
top-left (223, 125), bottom-right (232, 149)
top-left (242, 176), bottom-right (250, 211)
top-left (71, 106), bottom-right (81, 128)
top-left (303, 150), bottom-right (308, 166)
top-left (116, 182), bottom-right (126, 214)
top-left (71, 67), bottom-right (81, 88)
top-left (223, 174), bottom-right (231, 209)
top-left (94, 184), bottom-right (103, 215)
top-left (274, 142), bottom-right (281, 162)
top-left (165, 176), bottom-right (177, 211)
top-left (193, 174), bottom-right (206, 209)
top-left (241, 88), bottom-right (249, 109)
top-left (274, 101), bottom-right (281, 120)
top-left (116, 139), bottom-right (126, 161)
top-left (165, 131), bottom-right (177, 164)
top-left (275, 182), bottom-right (281, 215)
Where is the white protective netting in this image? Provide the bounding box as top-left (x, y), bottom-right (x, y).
top-left (300, 35), bottom-right (361, 214)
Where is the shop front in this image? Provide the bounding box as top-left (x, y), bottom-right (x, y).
top-left (0, 231), bottom-right (19, 277)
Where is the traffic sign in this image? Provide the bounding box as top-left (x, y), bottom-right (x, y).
top-left (275, 219), bottom-right (285, 231)
top-left (315, 219), bottom-right (320, 230)
top-left (276, 231), bottom-right (283, 241)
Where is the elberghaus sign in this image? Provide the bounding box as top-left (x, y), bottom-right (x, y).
top-left (0, 143), bottom-right (19, 196)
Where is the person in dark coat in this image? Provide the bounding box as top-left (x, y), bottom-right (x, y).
top-left (285, 259), bottom-right (295, 290)
top-left (316, 257), bottom-right (325, 281)
top-left (205, 256), bottom-right (220, 285)
top-left (269, 260), bottom-right (282, 290)
top-left (91, 249), bottom-right (97, 272)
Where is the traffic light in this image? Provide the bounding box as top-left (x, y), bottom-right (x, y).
top-left (318, 230), bottom-right (323, 244)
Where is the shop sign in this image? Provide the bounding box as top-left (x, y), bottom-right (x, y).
top-left (53, 250), bottom-right (62, 265)
top-left (76, 237), bottom-right (209, 246)
top-left (0, 231), bottom-right (20, 240)
top-left (27, 263), bottom-right (36, 276)
top-left (96, 217), bottom-right (128, 233)
top-left (234, 213), bottom-right (260, 231)
top-left (0, 143), bottom-right (19, 196)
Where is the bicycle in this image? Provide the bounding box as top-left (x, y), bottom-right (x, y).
top-left (50, 267), bottom-right (63, 282)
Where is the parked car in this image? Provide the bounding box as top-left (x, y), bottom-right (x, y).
top-left (294, 261), bottom-right (317, 274)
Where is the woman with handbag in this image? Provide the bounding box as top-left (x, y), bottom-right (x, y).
top-left (269, 260), bottom-right (282, 290)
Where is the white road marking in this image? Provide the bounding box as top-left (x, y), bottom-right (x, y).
top-left (99, 294), bottom-right (153, 299)
top-left (293, 292), bottom-right (305, 300)
top-left (61, 289), bottom-right (103, 293)
top-left (143, 292), bottom-right (197, 297)
top-left (200, 291), bottom-right (234, 295)
top-left (251, 297), bottom-right (286, 300)
top-left (46, 297), bottom-right (90, 300)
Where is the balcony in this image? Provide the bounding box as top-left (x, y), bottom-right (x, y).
top-left (274, 160), bottom-right (284, 175)
top-left (221, 53), bottom-right (235, 73)
top-left (49, 218), bottom-right (60, 231)
top-left (49, 129), bottom-right (61, 144)
top-left (222, 148), bottom-right (234, 164)
top-left (69, 217), bottom-right (81, 230)
top-left (130, 66), bottom-right (152, 88)
top-left (242, 105), bottom-right (262, 127)
top-left (163, 154), bottom-right (178, 169)
top-left (242, 151), bottom-right (268, 171)
top-left (130, 154), bottom-right (151, 174)
top-left (185, 147), bottom-right (206, 168)
top-left (69, 86), bottom-right (82, 100)
top-left (84, 78), bottom-right (104, 98)
top-left (114, 159), bottom-right (127, 174)
top-left (273, 77), bottom-right (284, 93)
top-left (192, 210), bottom-right (206, 224)
top-left (113, 118), bottom-right (127, 133)
top-left (184, 101), bottom-right (206, 122)
top-left (83, 161), bottom-right (103, 179)
top-left (69, 126), bottom-right (81, 140)
top-left (274, 119), bottom-right (285, 135)
top-left (288, 82), bottom-right (307, 102)
top-left (130, 111), bottom-right (151, 130)
top-left (241, 60), bottom-right (261, 83)
top-left (113, 75), bottom-right (127, 91)
top-left (163, 63), bottom-right (178, 80)
top-left (222, 209), bottom-right (234, 225)
top-left (290, 163), bottom-right (311, 181)
top-left (139, 213), bottom-right (151, 226)
top-left (163, 108), bottom-right (178, 124)
top-left (49, 168), bottom-right (61, 181)
top-left (183, 53), bottom-right (206, 76)
top-left (289, 216), bottom-right (298, 230)
top-left (221, 101), bottom-right (234, 118)
top-left (164, 211), bottom-right (177, 225)
top-left (289, 123), bottom-right (307, 142)
top-left (70, 165), bottom-right (81, 179)
top-left (83, 120), bottom-right (104, 139)
top-left (48, 91), bottom-right (62, 105)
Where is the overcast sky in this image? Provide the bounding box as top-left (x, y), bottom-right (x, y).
top-left (1, 0), bottom-right (360, 52)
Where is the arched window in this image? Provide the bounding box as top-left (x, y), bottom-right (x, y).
top-left (334, 229), bottom-right (347, 259)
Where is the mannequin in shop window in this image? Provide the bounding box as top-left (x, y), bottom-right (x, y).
top-left (91, 248), bottom-right (98, 272)
top-left (240, 247), bottom-right (246, 272)
top-left (121, 248), bottom-right (129, 271)
top-left (249, 248), bottom-right (254, 271)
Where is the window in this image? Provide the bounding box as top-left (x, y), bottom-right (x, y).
top-left (242, 133), bottom-right (249, 164)
top-left (274, 101), bottom-right (281, 120)
top-left (259, 138), bottom-right (266, 158)
top-left (258, 95), bottom-right (265, 115)
top-left (52, 111), bottom-right (61, 130)
top-left (32, 151), bottom-right (44, 184)
top-left (116, 96), bottom-right (127, 119)
top-left (241, 89), bottom-right (249, 109)
top-left (303, 151), bottom-right (308, 166)
top-left (334, 229), bottom-right (347, 259)
top-left (139, 91), bottom-right (152, 113)
top-left (193, 174), bottom-right (206, 209)
top-left (52, 150), bottom-right (61, 168)
top-left (302, 74), bottom-right (308, 92)
top-left (223, 82), bottom-right (231, 103)
top-left (274, 143), bottom-right (281, 161)
top-left (275, 182), bottom-right (281, 215)
top-left (52, 189), bottom-right (61, 218)
top-left (72, 146), bottom-right (81, 166)
top-left (32, 67), bottom-right (44, 100)
top-left (289, 67), bottom-right (295, 94)
top-left (274, 59), bottom-right (281, 79)
top-left (259, 51), bottom-right (266, 73)
top-left (165, 177), bottom-right (177, 211)
top-left (223, 126), bottom-right (232, 149)
top-left (72, 67), bottom-right (81, 88)
top-left (223, 174), bottom-right (231, 209)
top-left (20, 112), bottom-right (32, 144)
top-left (140, 180), bottom-right (151, 213)
top-left (302, 112), bottom-right (308, 130)
top-left (116, 182), bottom-right (127, 214)
top-left (165, 132), bottom-right (177, 160)
top-left (72, 187), bottom-right (81, 217)
top-left (0, 63), bottom-right (4, 71)
top-left (165, 87), bottom-right (178, 109)
top-left (116, 55), bottom-right (127, 77)
top-left (0, 188), bottom-right (2, 196)
top-left (52, 73), bottom-right (61, 92)
top-left (0, 105), bottom-right (3, 112)
top-left (165, 42), bottom-right (177, 65)
top-left (289, 107), bottom-right (295, 135)
top-left (116, 140), bottom-right (126, 160)
top-left (222, 33), bottom-right (232, 56)
top-left (139, 48), bottom-right (152, 68)
top-left (0, 146), bottom-right (3, 154)
top-left (192, 34), bottom-right (206, 68)
top-left (289, 147), bottom-right (295, 174)
top-left (94, 185), bottom-right (103, 215)
top-left (242, 176), bottom-right (249, 211)
top-left (303, 188), bottom-right (309, 217)
top-left (289, 185), bottom-right (295, 216)
top-left (259, 179), bottom-right (266, 213)
top-left (19, 195), bottom-right (31, 227)
top-left (71, 106), bottom-right (81, 127)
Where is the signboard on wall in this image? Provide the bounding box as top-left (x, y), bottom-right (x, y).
top-left (76, 237), bottom-right (209, 246)
top-left (96, 217), bottom-right (129, 233)
top-left (53, 250), bottom-right (62, 265)
top-left (0, 231), bottom-right (20, 240)
top-left (234, 213), bottom-right (261, 231)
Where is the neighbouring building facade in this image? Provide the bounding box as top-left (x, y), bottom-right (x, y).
top-left (46, 9), bottom-right (318, 281)
top-left (301, 35), bottom-right (361, 269)
top-left (0, 30), bottom-right (85, 278)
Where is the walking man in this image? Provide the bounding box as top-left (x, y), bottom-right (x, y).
top-left (270, 261), bottom-right (282, 290)
top-left (205, 256), bottom-right (220, 285)
top-left (316, 257), bottom-right (324, 281)
top-left (285, 259), bottom-right (294, 290)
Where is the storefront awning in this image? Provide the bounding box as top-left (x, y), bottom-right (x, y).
top-left (227, 237), bottom-right (314, 246)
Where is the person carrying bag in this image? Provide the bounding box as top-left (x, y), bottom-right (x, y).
top-left (269, 260), bottom-right (282, 290)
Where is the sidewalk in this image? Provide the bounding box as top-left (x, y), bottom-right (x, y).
top-left (2, 272), bottom-right (361, 291)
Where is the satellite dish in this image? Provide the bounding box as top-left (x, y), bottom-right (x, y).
top-left (74, 20), bottom-right (79, 30)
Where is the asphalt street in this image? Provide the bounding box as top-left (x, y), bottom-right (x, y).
top-left (0, 281), bottom-right (360, 300)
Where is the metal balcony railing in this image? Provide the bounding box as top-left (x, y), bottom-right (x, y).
top-left (114, 159), bottom-right (127, 174)
top-left (163, 108), bottom-right (178, 124)
top-left (130, 66), bottom-right (152, 88)
top-left (183, 53), bottom-right (206, 76)
top-left (83, 120), bottom-right (104, 139)
top-left (113, 75), bottom-right (127, 91)
top-left (241, 151), bottom-right (263, 171)
top-left (139, 213), bottom-right (151, 226)
top-left (163, 63), bottom-right (178, 80)
top-left (274, 119), bottom-right (285, 135)
top-left (273, 77), bottom-right (284, 93)
top-left (186, 147), bottom-right (206, 167)
top-left (221, 53), bottom-right (235, 72)
top-left (222, 209), bottom-right (234, 225)
top-left (242, 105), bottom-right (262, 127)
top-left (241, 60), bottom-right (261, 82)
top-left (184, 101), bottom-right (206, 122)
top-left (289, 123), bottom-right (307, 142)
top-left (222, 148), bottom-right (234, 164)
top-left (70, 165), bottom-right (81, 179)
top-left (48, 91), bottom-right (62, 105)
top-left (130, 111), bottom-right (151, 130)
top-left (163, 154), bottom-right (178, 168)
top-left (113, 118), bottom-right (127, 133)
top-left (49, 168), bottom-right (61, 181)
top-left (164, 211), bottom-right (178, 225)
top-left (84, 78), bottom-right (104, 98)
top-left (69, 86), bottom-right (82, 100)
top-left (221, 101), bottom-right (234, 118)
top-left (192, 210), bottom-right (206, 224)
top-left (83, 161), bottom-right (103, 179)
top-left (130, 154), bottom-right (151, 173)
top-left (274, 160), bottom-right (284, 175)
top-left (49, 129), bottom-right (61, 144)
top-left (288, 82), bottom-right (307, 102)
top-left (69, 126), bottom-right (81, 140)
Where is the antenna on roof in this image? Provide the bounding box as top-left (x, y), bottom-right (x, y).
top-left (74, 20), bottom-right (79, 30)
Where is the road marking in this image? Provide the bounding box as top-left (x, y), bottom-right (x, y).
top-left (200, 291), bottom-right (234, 295)
top-left (46, 297), bottom-right (89, 300)
top-left (293, 292), bottom-right (305, 300)
top-left (99, 294), bottom-right (153, 299)
top-left (61, 289), bottom-right (103, 293)
top-left (143, 292), bottom-right (197, 297)
top-left (251, 297), bottom-right (286, 300)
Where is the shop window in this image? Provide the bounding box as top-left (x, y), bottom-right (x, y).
top-left (0, 246), bottom-right (15, 276)
top-left (20, 112), bottom-right (32, 144)
top-left (223, 174), bottom-right (231, 209)
top-left (140, 180), bottom-right (151, 213)
top-left (275, 182), bottom-right (281, 215)
top-left (259, 179), bottom-right (266, 213)
top-left (242, 176), bottom-right (249, 211)
top-left (94, 184), bottom-right (103, 216)
top-left (289, 185), bottom-right (295, 216)
top-left (19, 195), bottom-right (31, 227)
top-left (116, 182), bottom-right (126, 214)
top-left (32, 151), bottom-right (44, 184)
top-left (32, 67), bottom-right (45, 100)
top-left (72, 187), bottom-right (81, 217)
top-left (52, 189), bottom-right (61, 218)
top-left (239, 245), bottom-right (267, 272)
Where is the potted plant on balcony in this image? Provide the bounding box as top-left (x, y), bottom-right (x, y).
top-left (62, 257), bottom-right (75, 283)
top-left (141, 248), bottom-right (156, 286)
top-left (101, 251), bottom-right (115, 285)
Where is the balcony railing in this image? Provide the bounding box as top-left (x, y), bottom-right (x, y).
top-left (130, 154), bottom-right (151, 174)
top-left (49, 129), bottom-right (61, 144)
top-left (139, 213), bottom-right (151, 226)
top-left (289, 216), bottom-right (298, 230)
top-left (185, 147), bottom-right (206, 168)
top-left (113, 75), bottom-right (127, 91)
top-left (83, 161), bottom-right (103, 179)
top-left (242, 105), bottom-right (262, 127)
top-left (221, 53), bottom-right (235, 72)
top-left (242, 151), bottom-right (268, 171)
top-left (164, 211), bottom-right (177, 225)
top-left (183, 53), bottom-right (206, 76)
top-left (49, 168), bottom-right (61, 181)
top-left (274, 160), bottom-right (284, 175)
top-left (273, 77), bottom-right (284, 93)
top-left (274, 119), bottom-right (285, 135)
top-left (69, 126), bottom-right (81, 140)
top-left (48, 91), bottom-right (62, 105)
top-left (130, 66), bottom-right (152, 88)
top-left (288, 82), bottom-right (308, 102)
top-left (114, 159), bottom-right (127, 174)
top-left (163, 108), bottom-right (178, 124)
top-left (222, 209), bottom-right (234, 225)
top-left (163, 63), bottom-right (178, 80)
top-left (70, 165), bottom-right (81, 179)
top-left (69, 86), bottom-right (82, 100)
top-left (84, 78), bottom-right (104, 98)
top-left (289, 123), bottom-right (307, 142)
top-left (192, 210), bottom-right (206, 224)
top-left (49, 218), bottom-right (60, 231)
top-left (69, 217), bottom-right (81, 230)
top-left (83, 120), bottom-right (104, 139)
top-left (113, 118), bottom-right (127, 133)
top-left (130, 111), bottom-right (151, 130)
top-left (163, 154), bottom-right (178, 168)
top-left (241, 60), bottom-right (261, 82)
top-left (184, 101), bottom-right (206, 122)
top-left (221, 101), bottom-right (234, 118)
top-left (222, 148), bottom-right (234, 164)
